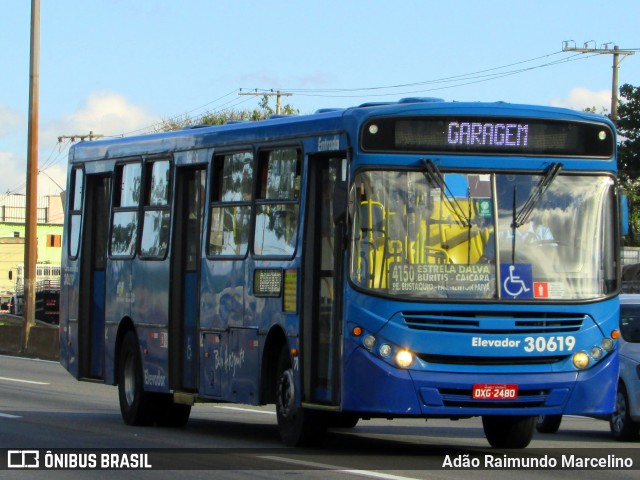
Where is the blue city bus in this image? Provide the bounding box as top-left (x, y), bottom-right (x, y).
top-left (59, 98), bottom-right (622, 448)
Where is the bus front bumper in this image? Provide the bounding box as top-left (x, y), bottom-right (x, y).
top-left (342, 347), bottom-right (618, 417)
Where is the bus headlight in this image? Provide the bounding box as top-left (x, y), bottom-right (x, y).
top-left (379, 344), bottom-right (392, 358)
top-left (395, 350), bottom-right (414, 368)
top-left (601, 338), bottom-right (614, 352)
top-left (363, 335), bottom-right (376, 351)
top-left (572, 352), bottom-right (590, 369)
top-left (590, 346), bottom-right (603, 360)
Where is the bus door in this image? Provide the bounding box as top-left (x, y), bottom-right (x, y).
top-left (302, 155), bottom-right (347, 405)
top-left (169, 166), bottom-right (206, 391)
top-left (78, 174), bottom-right (111, 380)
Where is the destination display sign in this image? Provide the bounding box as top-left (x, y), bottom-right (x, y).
top-left (361, 116), bottom-right (614, 157)
top-left (389, 263), bottom-right (495, 298)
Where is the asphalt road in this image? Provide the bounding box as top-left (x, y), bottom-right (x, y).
top-left (0, 354), bottom-right (638, 479)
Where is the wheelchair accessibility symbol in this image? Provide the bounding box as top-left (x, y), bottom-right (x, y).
top-left (500, 264), bottom-right (533, 299)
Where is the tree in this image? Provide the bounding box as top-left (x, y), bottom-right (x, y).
top-left (617, 84), bottom-right (640, 245)
top-left (584, 106), bottom-right (609, 115)
top-left (153, 95), bottom-right (298, 132)
top-left (617, 84), bottom-right (640, 177)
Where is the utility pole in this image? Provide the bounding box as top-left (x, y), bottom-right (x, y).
top-left (22, 0), bottom-right (39, 352)
top-left (562, 41), bottom-right (635, 126)
top-left (239, 89), bottom-right (293, 115)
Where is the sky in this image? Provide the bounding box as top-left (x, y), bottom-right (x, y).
top-left (1, 0), bottom-right (639, 197)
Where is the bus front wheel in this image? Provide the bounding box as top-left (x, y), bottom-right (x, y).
top-left (326, 412), bottom-right (359, 429)
top-left (535, 414), bottom-right (563, 433)
top-left (482, 415), bottom-right (536, 448)
top-left (118, 331), bottom-right (156, 426)
top-left (275, 347), bottom-right (326, 446)
top-left (610, 384), bottom-right (640, 441)
top-left (157, 395), bottom-right (191, 428)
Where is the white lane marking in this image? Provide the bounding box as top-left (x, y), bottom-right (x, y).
top-left (0, 413), bottom-right (22, 419)
top-left (0, 354), bottom-right (58, 364)
top-left (213, 405), bottom-right (276, 415)
top-left (0, 376), bottom-right (50, 385)
top-left (259, 456), bottom-right (422, 480)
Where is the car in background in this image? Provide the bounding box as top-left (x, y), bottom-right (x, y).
top-left (610, 294), bottom-right (640, 439)
top-left (536, 294), bottom-right (640, 440)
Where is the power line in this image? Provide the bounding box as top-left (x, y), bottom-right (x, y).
top-left (278, 56), bottom-right (595, 99)
top-left (39, 140), bottom-right (71, 172)
top-left (120, 48), bottom-right (612, 137)
top-left (37, 169), bottom-right (64, 192)
top-left (272, 50), bottom-right (599, 98)
top-left (283, 50), bottom-right (568, 94)
top-left (109, 91), bottom-right (260, 138)
top-left (119, 89), bottom-right (238, 137)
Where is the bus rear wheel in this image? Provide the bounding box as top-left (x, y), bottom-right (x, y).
top-left (275, 347), bottom-right (326, 446)
top-left (482, 415), bottom-right (536, 448)
top-left (118, 331), bottom-right (156, 426)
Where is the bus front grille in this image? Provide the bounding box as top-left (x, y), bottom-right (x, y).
top-left (416, 353), bottom-right (569, 365)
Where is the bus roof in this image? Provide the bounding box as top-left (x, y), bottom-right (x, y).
top-left (68, 98), bottom-right (615, 162)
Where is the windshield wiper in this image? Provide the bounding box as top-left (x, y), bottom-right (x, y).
top-left (513, 162), bottom-right (562, 229)
top-left (421, 159), bottom-right (471, 228)
top-left (509, 162), bottom-right (562, 264)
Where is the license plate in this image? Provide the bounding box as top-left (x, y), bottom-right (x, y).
top-left (472, 384), bottom-right (518, 400)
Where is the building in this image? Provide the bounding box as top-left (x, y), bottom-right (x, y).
top-left (0, 194), bottom-right (64, 295)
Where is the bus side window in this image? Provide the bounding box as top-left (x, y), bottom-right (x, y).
top-left (140, 159), bottom-right (171, 258)
top-left (253, 148), bottom-right (301, 257)
top-left (208, 152), bottom-right (253, 257)
top-left (110, 162), bottom-right (141, 257)
top-left (69, 168), bottom-right (84, 259)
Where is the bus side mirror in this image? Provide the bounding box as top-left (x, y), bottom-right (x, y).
top-left (8, 271), bottom-right (12, 281)
top-left (333, 158), bottom-right (348, 224)
top-left (621, 193), bottom-right (629, 236)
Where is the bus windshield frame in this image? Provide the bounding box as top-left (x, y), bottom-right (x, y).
top-left (348, 167), bottom-right (618, 301)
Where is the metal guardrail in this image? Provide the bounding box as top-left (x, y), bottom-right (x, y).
top-left (13, 279), bottom-right (61, 296)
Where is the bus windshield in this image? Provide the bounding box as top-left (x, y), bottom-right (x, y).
top-left (349, 169), bottom-right (617, 300)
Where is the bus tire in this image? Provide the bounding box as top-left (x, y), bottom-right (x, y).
top-left (535, 414), bottom-right (562, 433)
top-left (610, 384), bottom-right (640, 441)
top-left (118, 331), bottom-right (156, 426)
top-left (275, 347), bottom-right (326, 446)
top-left (326, 412), bottom-right (359, 429)
top-left (482, 415), bottom-right (536, 448)
top-left (157, 395), bottom-right (191, 428)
